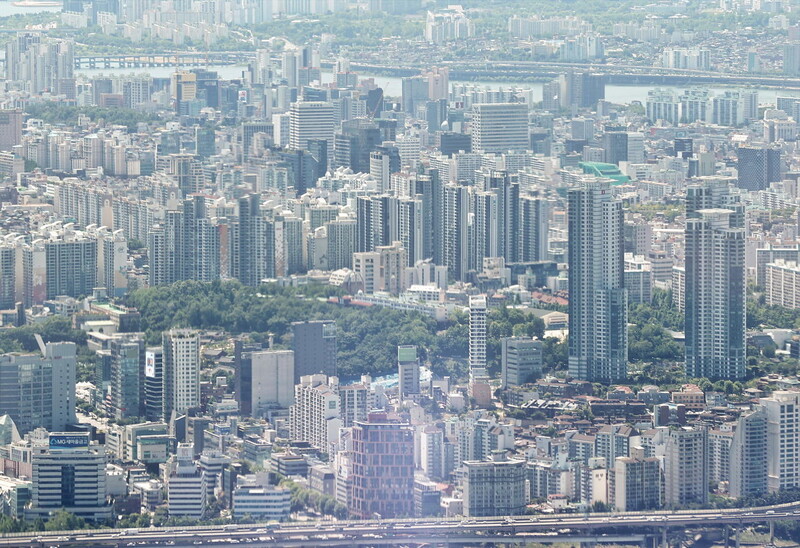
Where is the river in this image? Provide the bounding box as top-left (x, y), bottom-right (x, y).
top-left (75, 66), bottom-right (800, 106)
top-left (0, 1), bottom-right (60, 17)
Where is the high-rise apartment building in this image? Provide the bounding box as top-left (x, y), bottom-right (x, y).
top-left (443, 183), bottom-right (469, 281)
top-left (463, 451), bottom-right (526, 517)
top-left (291, 320), bottom-right (337, 382)
top-left (468, 295), bottom-right (488, 374)
top-left (339, 377), bottom-right (375, 429)
top-left (685, 182), bottom-right (745, 380)
top-left (289, 374), bottom-right (342, 453)
top-left (6, 33), bottom-right (74, 96)
top-left (614, 453), bottom-right (661, 511)
top-left (567, 178), bottom-right (627, 383)
top-left (765, 260), bottom-right (800, 309)
top-left (349, 412), bottom-right (414, 519)
top-left (162, 329), bottom-right (201, 420)
top-left (645, 88), bottom-right (680, 124)
top-left (159, 153), bottom-right (206, 196)
top-left (326, 218), bottom-right (357, 271)
top-left (761, 391), bottom-right (800, 493)
top-left (729, 408), bottom-right (768, 499)
top-left (23, 225), bottom-right (98, 306)
top-left (470, 103), bottom-right (529, 154)
top-left (0, 341), bottom-right (76, 435)
top-left (229, 194), bottom-right (272, 286)
top-left (664, 427), bottom-right (708, 507)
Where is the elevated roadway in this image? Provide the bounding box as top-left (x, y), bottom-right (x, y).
top-left (2, 501), bottom-right (799, 547)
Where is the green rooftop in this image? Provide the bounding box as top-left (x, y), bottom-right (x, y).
top-left (578, 162), bottom-right (630, 184)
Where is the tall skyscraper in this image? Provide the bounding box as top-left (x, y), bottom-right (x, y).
top-left (162, 329), bottom-right (200, 420)
top-left (784, 41), bottom-right (800, 76)
top-left (334, 118), bottom-right (381, 173)
top-left (561, 70), bottom-right (606, 108)
top-left (685, 179), bottom-right (745, 380)
top-left (229, 194), bottom-right (271, 286)
top-left (181, 195), bottom-right (220, 282)
top-left (567, 178), bottom-right (627, 383)
top-left (356, 194), bottom-right (397, 253)
top-left (291, 320), bottom-right (337, 382)
top-left (470, 103), bottom-right (529, 154)
top-left (397, 197), bottom-right (424, 266)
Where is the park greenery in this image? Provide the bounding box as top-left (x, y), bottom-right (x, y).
top-left (125, 280), bottom-right (558, 380)
top-left (280, 478), bottom-right (348, 519)
top-left (748, 292), bottom-right (800, 330)
top-left (627, 289), bottom-right (684, 364)
top-left (24, 104), bottom-right (162, 132)
top-left (0, 279), bottom-right (793, 385)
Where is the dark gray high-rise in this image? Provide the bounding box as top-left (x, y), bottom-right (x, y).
top-left (685, 178), bottom-right (746, 380)
top-left (291, 320), bottom-right (337, 382)
top-left (737, 145), bottom-right (781, 191)
top-left (567, 178), bottom-right (627, 383)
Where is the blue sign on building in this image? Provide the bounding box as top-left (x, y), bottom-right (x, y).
top-left (48, 434), bottom-right (89, 450)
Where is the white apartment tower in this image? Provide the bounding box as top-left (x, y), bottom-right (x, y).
top-left (289, 374), bottom-right (342, 454)
top-left (760, 391), bottom-right (800, 493)
top-left (728, 408), bottom-right (768, 499)
top-left (468, 295), bottom-right (488, 374)
top-left (162, 329), bottom-right (201, 419)
top-left (664, 427), bottom-right (708, 507)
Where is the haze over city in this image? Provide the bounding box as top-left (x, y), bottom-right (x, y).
top-left (2, 0), bottom-right (800, 547)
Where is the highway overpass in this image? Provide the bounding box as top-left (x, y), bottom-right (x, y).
top-left (2, 501), bottom-right (799, 547)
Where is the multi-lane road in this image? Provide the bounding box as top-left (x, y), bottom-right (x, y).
top-left (3, 502), bottom-right (800, 547)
